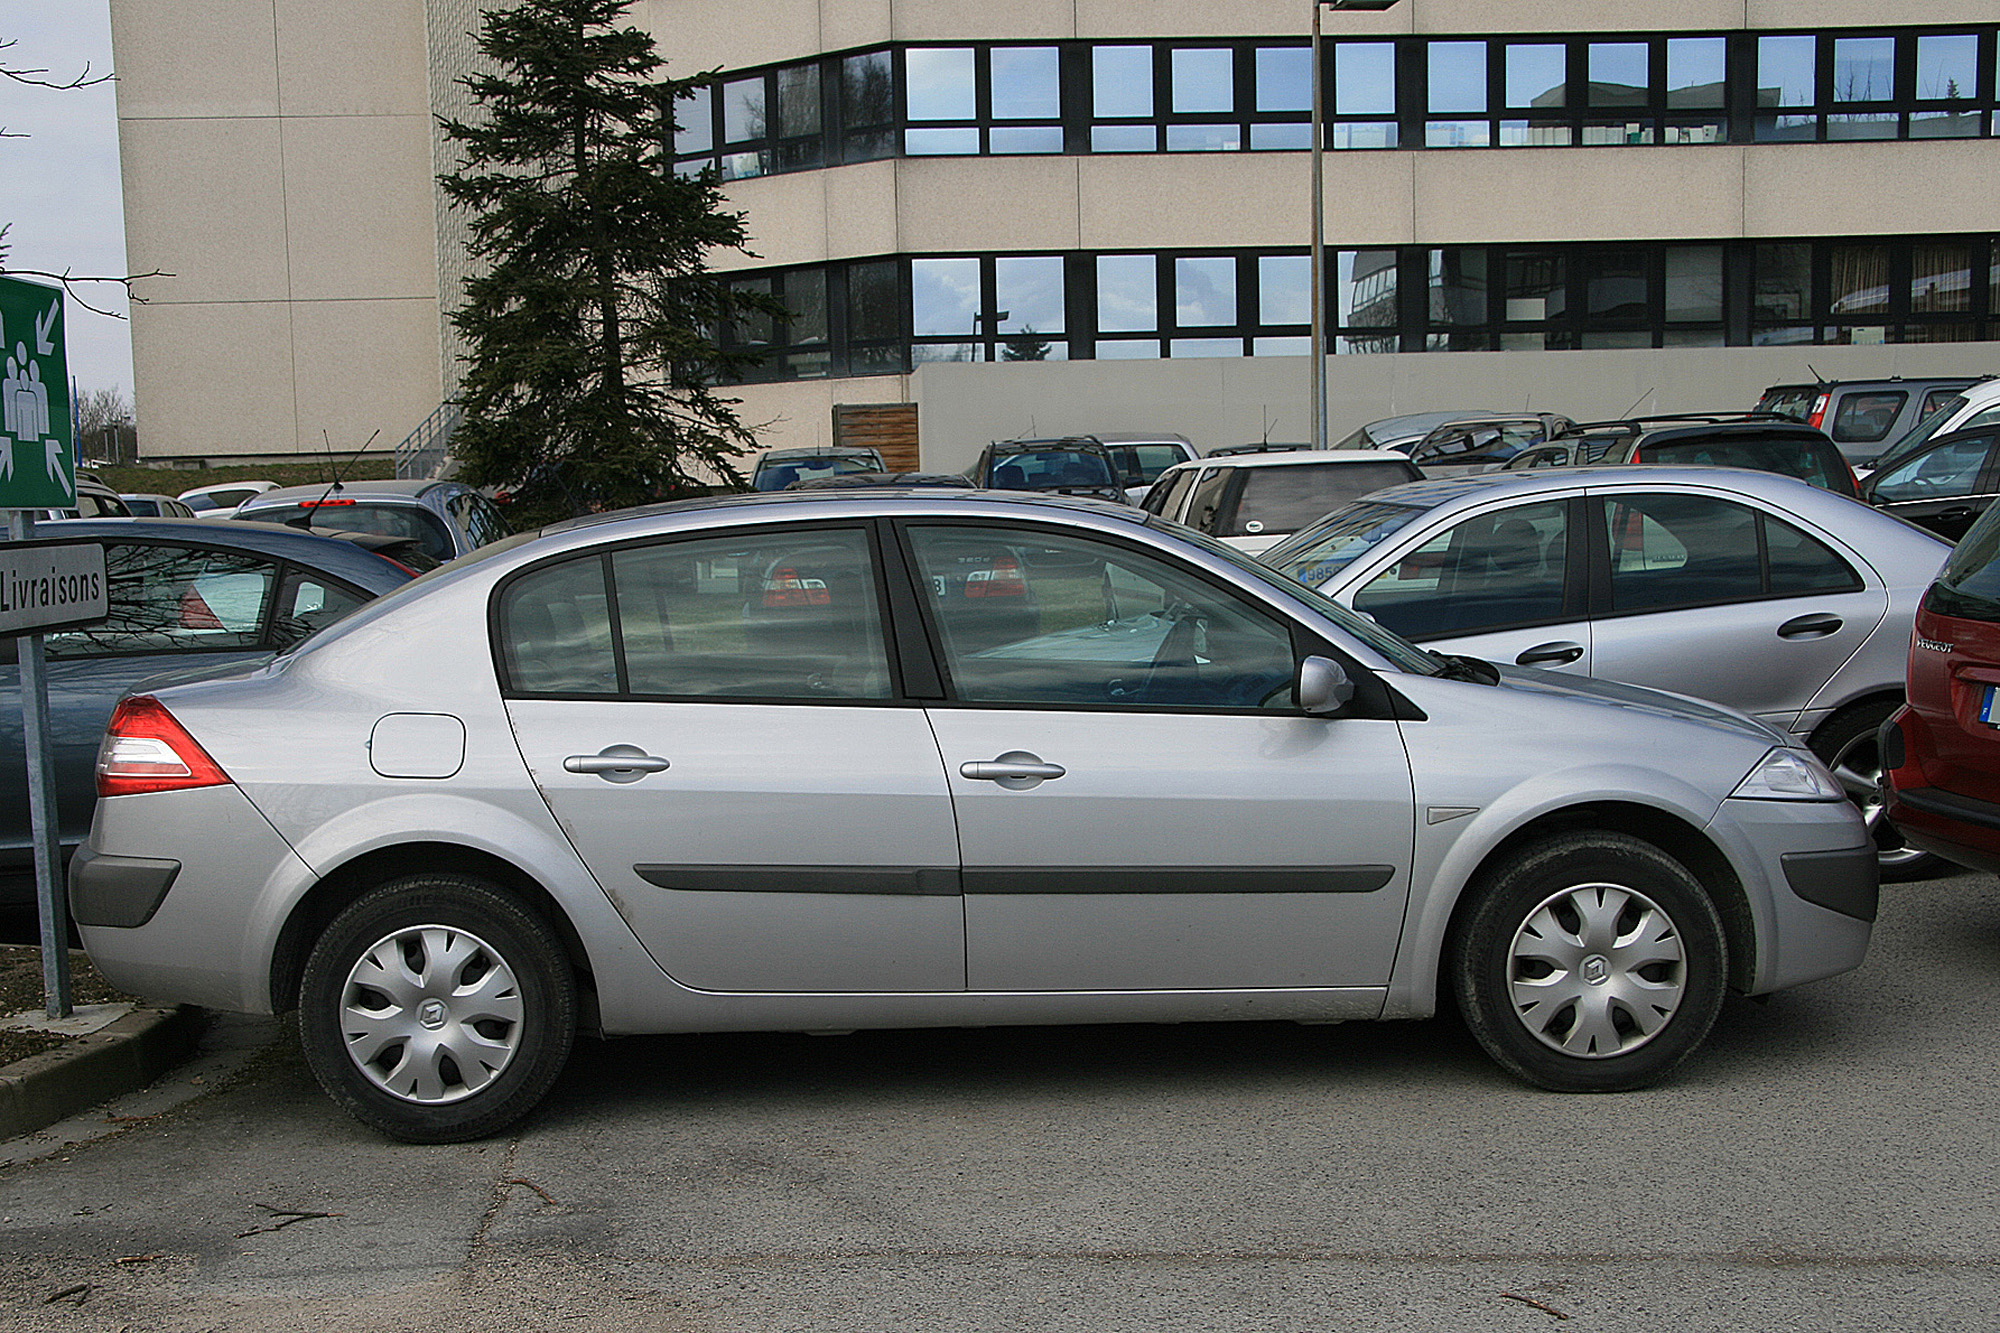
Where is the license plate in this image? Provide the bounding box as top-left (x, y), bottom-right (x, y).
top-left (1982, 685), bottom-right (2000, 727)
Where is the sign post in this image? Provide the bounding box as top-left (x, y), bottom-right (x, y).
top-left (0, 275), bottom-right (98, 1017)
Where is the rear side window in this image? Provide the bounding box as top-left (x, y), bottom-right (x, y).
top-left (1143, 467), bottom-right (1197, 518)
top-left (1600, 493), bottom-right (1859, 614)
top-left (1829, 391), bottom-right (1906, 444)
top-left (1226, 462), bottom-right (1418, 537)
top-left (498, 528), bottom-right (892, 701)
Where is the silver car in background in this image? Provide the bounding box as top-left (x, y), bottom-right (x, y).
top-left (72, 491), bottom-right (1874, 1141)
top-left (1260, 467), bottom-right (1951, 876)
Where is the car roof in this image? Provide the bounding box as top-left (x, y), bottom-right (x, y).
top-left (177, 479), bottom-right (277, 500)
top-left (1157, 449), bottom-right (1416, 473)
top-left (1328, 463), bottom-right (1906, 519)
top-left (757, 446), bottom-right (881, 462)
top-left (1091, 432), bottom-right (1192, 445)
top-left (24, 517), bottom-right (418, 589)
top-left (544, 486), bottom-right (1149, 537)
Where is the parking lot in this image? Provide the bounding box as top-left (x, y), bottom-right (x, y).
top-left (0, 870), bottom-right (1994, 1332)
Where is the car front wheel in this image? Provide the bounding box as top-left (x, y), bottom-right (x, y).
top-left (1451, 833), bottom-right (1727, 1092)
top-left (1809, 700), bottom-right (1945, 882)
top-left (299, 875), bottom-right (578, 1143)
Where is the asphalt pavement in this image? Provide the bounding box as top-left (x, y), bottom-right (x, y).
top-left (0, 871), bottom-right (1995, 1332)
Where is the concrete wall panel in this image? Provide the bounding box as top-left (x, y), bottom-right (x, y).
top-left (132, 303), bottom-right (296, 461)
top-left (898, 160), bottom-right (1081, 255)
top-left (275, 0), bottom-right (430, 117)
top-left (1410, 147), bottom-right (1747, 246)
top-left (288, 298), bottom-right (444, 457)
top-left (281, 117), bottom-right (441, 301)
top-left (108, 0), bottom-right (279, 119)
top-left (1745, 141), bottom-right (2000, 240)
top-left (1080, 154), bottom-right (1416, 252)
top-left (118, 119), bottom-right (291, 304)
top-left (721, 171), bottom-right (832, 272)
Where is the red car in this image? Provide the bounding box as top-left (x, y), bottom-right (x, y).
top-left (1884, 507), bottom-right (2000, 874)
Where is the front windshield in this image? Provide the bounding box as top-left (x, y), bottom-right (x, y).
top-left (1152, 515), bottom-right (1443, 676)
top-left (1869, 393), bottom-right (1966, 471)
top-left (990, 449), bottom-right (1117, 489)
top-left (1257, 499), bottom-right (1429, 588)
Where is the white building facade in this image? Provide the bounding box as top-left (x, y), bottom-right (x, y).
top-left (109, 2), bottom-right (2000, 470)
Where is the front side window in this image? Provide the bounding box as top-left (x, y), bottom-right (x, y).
top-left (1351, 499), bottom-right (1570, 639)
top-left (497, 529), bottom-right (892, 701)
top-left (906, 525), bottom-right (1295, 710)
top-left (1870, 433), bottom-right (1996, 504)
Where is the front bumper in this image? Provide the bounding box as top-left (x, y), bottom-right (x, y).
top-left (1714, 796), bottom-right (1876, 994)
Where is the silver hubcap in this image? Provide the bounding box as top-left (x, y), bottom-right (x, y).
top-left (339, 925), bottom-right (524, 1104)
top-left (1508, 882), bottom-right (1685, 1059)
top-left (1826, 729), bottom-right (1928, 870)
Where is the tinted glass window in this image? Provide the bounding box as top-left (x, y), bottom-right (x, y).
top-left (1228, 462), bottom-right (1418, 538)
top-left (1603, 494), bottom-right (1763, 612)
top-left (46, 543), bottom-right (275, 659)
top-left (1352, 499), bottom-right (1569, 638)
top-left (907, 526), bottom-right (1294, 710)
top-left (1108, 444), bottom-right (1190, 487)
top-left (249, 502), bottom-right (457, 562)
top-left (272, 568), bottom-right (373, 649)
top-left (1185, 467), bottom-right (1232, 534)
top-left (497, 555), bottom-right (617, 695)
top-left (987, 449), bottom-right (1116, 490)
top-left (1143, 467), bottom-right (1197, 518)
top-left (1262, 500), bottom-right (1427, 588)
top-left (1637, 434), bottom-right (1844, 491)
top-left (1830, 391), bottom-right (1907, 443)
top-left (1764, 515), bottom-right (1862, 597)
top-left (1870, 433), bottom-right (1994, 503)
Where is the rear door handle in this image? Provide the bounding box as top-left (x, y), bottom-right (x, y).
top-left (564, 745), bottom-right (671, 783)
top-left (1515, 641), bottom-right (1584, 666)
top-left (1777, 613), bottom-right (1843, 640)
top-left (960, 750), bottom-right (1066, 789)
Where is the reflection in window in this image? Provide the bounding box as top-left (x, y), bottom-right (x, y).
top-left (1830, 245), bottom-right (1890, 318)
top-left (992, 47), bottom-right (1060, 120)
top-left (1429, 42), bottom-right (1487, 114)
top-left (1259, 255), bottom-right (1310, 326)
top-left (1335, 42), bottom-right (1396, 115)
top-left (1338, 251), bottom-right (1398, 353)
top-left (1664, 247), bottom-right (1722, 324)
top-left (1917, 34), bottom-right (1978, 100)
top-left (1758, 35), bottom-right (1817, 107)
top-left (1095, 45), bottom-right (1153, 118)
top-left (907, 48), bottom-right (976, 121)
top-left (1175, 257), bottom-right (1236, 327)
top-left (1506, 45), bottom-right (1566, 108)
top-left (1256, 46), bottom-right (1310, 112)
top-left (675, 84), bottom-right (713, 156)
top-left (1171, 48), bottom-right (1233, 114)
top-left (1832, 36), bottom-right (1895, 103)
top-left (1913, 244), bottom-right (1972, 314)
top-left (842, 51), bottom-right (895, 162)
top-left (996, 256), bottom-right (1065, 335)
top-left (912, 258), bottom-right (982, 338)
top-left (1097, 254), bottom-right (1157, 333)
top-left (1588, 43), bottom-right (1648, 107)
top-left (1667, 38), bottom-right (1726, 108)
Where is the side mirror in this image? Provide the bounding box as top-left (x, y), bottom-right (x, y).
top-left (1296, 655), bottom-right (1354, 716)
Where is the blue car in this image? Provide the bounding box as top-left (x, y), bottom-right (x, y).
top-left (0, 519), bottom-right (416, 909)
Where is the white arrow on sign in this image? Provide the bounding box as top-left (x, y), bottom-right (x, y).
top-left (45, 438), bottom-right (70, 496)
top-left (34, 301), bottom-right (57, 356)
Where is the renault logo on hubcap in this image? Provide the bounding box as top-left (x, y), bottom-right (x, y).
top-left (418, 998), bottom-right (448, 1029)
top-left (1581, 955), bottom-right (1611, 985)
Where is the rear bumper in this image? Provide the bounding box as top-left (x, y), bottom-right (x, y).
top-left (1886, 785), bottom-right (2000, 876)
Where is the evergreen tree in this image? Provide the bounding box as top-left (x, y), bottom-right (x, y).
top-left (440, 0), bottom-right (777, 522)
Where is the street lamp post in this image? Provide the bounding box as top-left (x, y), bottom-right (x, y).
top-left (1310, 0), bottom-right (1401, 451)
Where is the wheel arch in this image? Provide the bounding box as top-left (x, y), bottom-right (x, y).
top-left (1442, 801), bottom-right (1757, 996)
top-left (268, 842), bottom-right (598, 1022)
top-left (1806, 689), bottom-right (1904, 749)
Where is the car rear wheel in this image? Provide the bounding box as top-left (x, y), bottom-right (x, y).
top-left (1451, 833), bottom-right (1727, 1092)
top-left (299, 875), bottom-right (577, 1143)
top-left (1809, 700), bottom-right (1945, 882)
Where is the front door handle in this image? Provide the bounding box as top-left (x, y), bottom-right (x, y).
top-left (1777, 613), bottom-right (1843, 640)
top-left (960, 750), bottom-right (1066, 790)
top-left (564, 744), bottom-right (671, 784)
top-left (1515, 640), bottom-right (1584, 666)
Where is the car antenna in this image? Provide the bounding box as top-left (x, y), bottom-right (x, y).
top-left (1807, 361), bottom-right (1824, 382)
top-left (1616, 388), bottom-right (1655, 418)
top-left (308, 428), bottom-right (382, 508)
top-left (1262, 407), bottom-right (1274, 444)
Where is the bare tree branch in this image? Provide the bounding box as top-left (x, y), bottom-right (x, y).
top-left (0, 266), bottom-right (172, 319)
top-left (0, 37), bottom-right (113, 91)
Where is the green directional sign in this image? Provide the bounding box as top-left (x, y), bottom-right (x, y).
top-left (0, 275), bottom-right (74, 510)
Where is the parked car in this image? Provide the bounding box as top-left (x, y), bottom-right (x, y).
top-left (1504, 415), bottom-right (1858, 496)
top-left (786, 471), bottom-right (974, 490)
top-left (750, 447), bottom-right (886, 492)
top-left (1095, 432), bottom-right (1197, 502)
top-left (1755, 376), bottom-right (1981, 465)
top-left (965, 437), bottom-right (1129, 504)
top-left (119, 493), bottom-right (198, 519)
top-left (1141, 450), bottom-right (1422, 555)
top-left (0, 519), bottom-right (415, 911)
top-left (1884, 501), bottom-right (2000, 874)
top-left (74, 490), bottom-right (1874, 1141)
top-left (1405, 413), bottom-right (1576, 475)
top-left (1260, 467), bottom-right (1950, 876)
top-left (1860, 376), bottom-right (2000, 479)
top-left (1207, 442), bottom-right (1311, 458)
top-left (33, 474), bottom-right (132, 521)
top-left (177, 480), bottom-right (279, 514)
top-left (232, 478), bottom-right (510, 563)
top-left (1331, 410), bottom-right (1498, 455)
top-left (1857, 423), bottom-right (2000, 541)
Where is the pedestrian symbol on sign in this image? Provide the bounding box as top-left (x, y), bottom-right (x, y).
top-left (0, 277), bottom-right (75, 508)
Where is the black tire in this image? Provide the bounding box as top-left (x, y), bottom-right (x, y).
top-left (1451, 833), bottom-right (1727, 1093)
top-left (299, 874), bottom-right (577, 1143)
top-left (1809, 700), bottom-right (1946, 883)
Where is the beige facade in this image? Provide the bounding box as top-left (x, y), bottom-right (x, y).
top-left (110, 1), bottom-right (2000, 466)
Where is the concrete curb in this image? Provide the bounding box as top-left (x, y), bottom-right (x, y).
top-left (0, 1005), bottom-right (206, 1140)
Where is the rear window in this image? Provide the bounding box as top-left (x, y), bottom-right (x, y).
top-left (242, 502), bottom-right (457, 563)
top-left (1106, 443), bottom-right (1190, 486)
top-left (1635, 433), bottom-right (1849, 492)
top-left (1224, 462), bottom-right (1420, 537)
top-left (755, 456), bottom-right (881, 491)
top-left (987, 449), bottom-right (1117, 490)
top-left (1259, 499), bottom-right (1431, 588)
top-left (1755, 386), bottom-right (1819, 421)
top-left (1933, 505), bottom-right (2000, 623)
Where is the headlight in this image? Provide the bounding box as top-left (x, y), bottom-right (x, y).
top-left (1732, 748), bottom-right (1844, 801)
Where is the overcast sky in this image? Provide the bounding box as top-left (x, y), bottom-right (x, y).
top-left (1, 2), bottom-right (133, 406)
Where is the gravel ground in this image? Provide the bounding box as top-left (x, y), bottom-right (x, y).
top-left (0, 947), bottom-right (132, 1065)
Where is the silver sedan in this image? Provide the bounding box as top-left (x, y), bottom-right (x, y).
top-left (72, 491), bottom-right (1874, 1140)
top-left (1259, 467), bottom-right (1951, 878)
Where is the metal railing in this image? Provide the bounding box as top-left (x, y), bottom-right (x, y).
top-left (394, 401), bottom-right (462, 479)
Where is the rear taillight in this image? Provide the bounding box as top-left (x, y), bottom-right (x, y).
top-left (1808, 393), bottom-right (1830, 430)
top-left (96, 696), bottom-right (233, 797)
